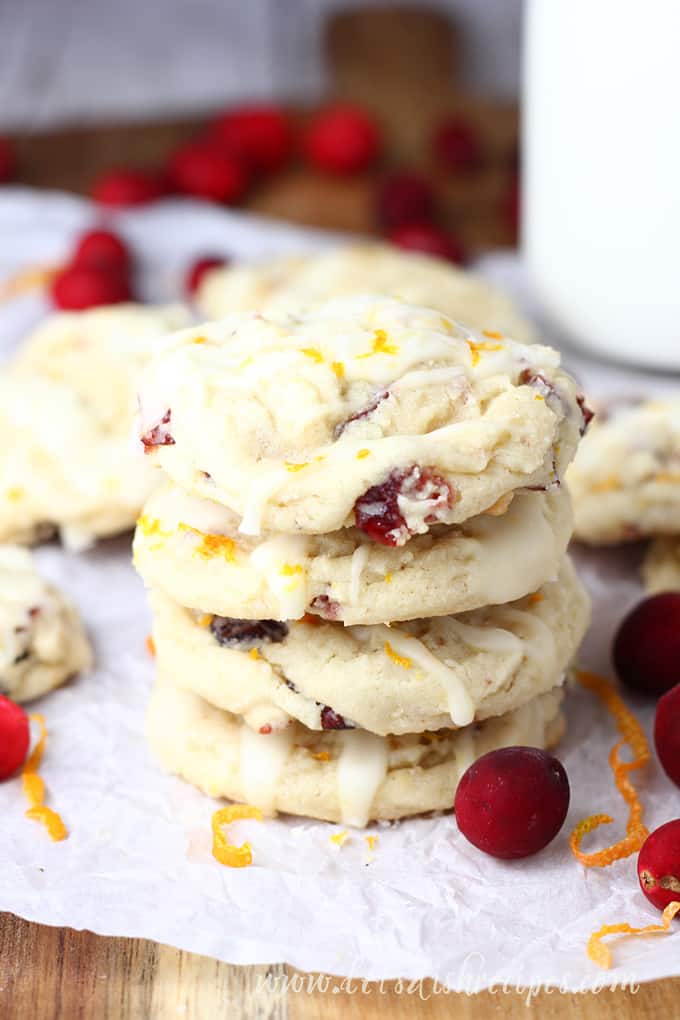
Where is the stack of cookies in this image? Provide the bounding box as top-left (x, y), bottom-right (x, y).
top-left (134, 293), bottom-right (591, 826)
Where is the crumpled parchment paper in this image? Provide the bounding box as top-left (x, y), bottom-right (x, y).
top-left (0, 189), bottom-right (678, 990)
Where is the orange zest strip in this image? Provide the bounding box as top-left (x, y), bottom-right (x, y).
top-left (587, 901), bottom-right (680, 969)
top-left (21, 715), bottom-right (67, 842)
top-left (570, 671), bottom-right (650, 867)
top-left (0, 264), bottom-right (59, 303)
top-left (212, 804), bottom-right (263, 868)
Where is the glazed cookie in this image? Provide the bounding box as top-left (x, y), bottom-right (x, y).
top-left (139, 294), bottom-right (589, 538)
top-left (642, 538), bottom-right (680, 593)
top-left (147, 678), bottom-right (565, 825)
top-left (149, 557), bottom-right (589, 735)
top-left (134, 482), bottom-right (574, 624)
top-left (0, 545), bottom-right (92, 702)
top-left (196, 245), bottom-right (538, 343)
top-left (568, 396), bottom-right (680, 544)
top-left (0, 303), bottom-right (190, 548)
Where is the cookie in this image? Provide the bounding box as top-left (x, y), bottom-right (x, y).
top-left (149, 556), bottom-right (588, 736)
top-left (642, 538), bottom-right (680, 593)
top-left (196, 245), bottom-right (538, 343)
top-left (0, 545), bottom-right (92, 702)
top-left (147, 678), bottom-right (565, 825)
top-left (0, 303), bottom-right (189, 548)
top-left (139, 294), bottom-right (588, 538)
top-left (568, 396), bottom-right (680, 544)
top-left (134, 482), bottom-right (574, 624)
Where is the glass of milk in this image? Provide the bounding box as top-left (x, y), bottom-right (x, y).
top-left (522, 0), bottom-right (680, 369)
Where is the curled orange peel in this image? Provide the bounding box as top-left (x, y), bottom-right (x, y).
top-left (587, 901), bottom-right (680, 969)
top-left (212, 804), bottom-right (263, 868)
top-left (21, 714), bottom-right (67, 842)
top-left (570, 671), bottom-right (649, 867)
top-left (0, 264), bottom-right (58, 303)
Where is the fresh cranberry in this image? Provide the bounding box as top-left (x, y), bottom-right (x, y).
top-left (0, 138), bottom-right (15, 183)
top-left (388, 222), bottom-right (465, 264)
top-left (504, 175), bottom-right (520, 235)
top-left (210, 106), bottom-right (293, 173)
top-left (335, 391), bottom-right (389, 438)
top-left (167, 142), bottom-right (249, 204)
top-left (637, 820), bottom-right (680, 911)
top-left (71, 229), bottom-right (131, 272)
top-left (304, 104), bottom-right (382, 176)
top-left (354, 465), bottom-right (454, 546)
top-left (454, 746), bottom-right (570, 859)
top-left (141, 411), bottom-right (175, 453)
top-left (0, 695), bottom-right (30, 780)
top-left (185, 255), bottom-right (228, 297)
top-left (320, 706), bottom-right (352, 730)
top-left (433, 117), bottom-right (482, 173)
top-left (613, 594), bottom-right (680, 697)
top-left (210, 617), bottom-right (288, 650)
top-left (50, 264), bottom-right (133, 310)
top-left (308, 595), bottom-right (341, 621)
top-left (376, 171), bottom-right (435, 229)
top-left (91, 169), bottom-right (166, 207)
top-left (655, 684), bottom-right (680, 788)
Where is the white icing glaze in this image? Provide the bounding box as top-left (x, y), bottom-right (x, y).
top-left (337, 729), bottom-right (388, 827)
top-left (492, 606), bottom-right (557, 670)
top-left (349, 544), bottom-right (371, 604)
top-left (249, 535), bottom-right (311, 619)
top-left (239, 470), bottom-right (290, 535)
top-left (445, 618), bottom-right (525, 657)
top-left (238, 723), bottom-right (293, 815)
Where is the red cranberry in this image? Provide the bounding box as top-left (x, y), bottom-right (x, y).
top-left (308, 595), bottom-right (341, 621)
top-left (167, 142), bottom-right (249, 204)
top-left (376, 171), bottom-right (434, 230)
top-left (0, 138), bottom-right (15, 183)
top-left (0, 695), bottom-right (30, 780)
top-left (210, 106), bottom-right (293, 173)
top-left (433, 117), bottom-right (481, 173)
top-left (185, 255), bottom-right (228, 297)
top-left (637, 820), bottom-right (680, 911)
top-left (655, 683), bottom-right (680, 788)
top-left (304, 104), bottom-right (382, 176)
top-left (388, 222), bottom-right (465, 265)
top-left (210, 616), bottom-right (288, 650)
top-left (613, 594), bottom-right (680, 697)
top-left (354, 465), bottom-right (454, 546)
top-left (91, 169), bottom-right (166, 207)
top-left (72, 229), bottom-right (131, 272)
top-left (454, 746), bottom-right (570, 859)
top-left (320, 706), bottom-right (352, 730)
top-left (50, 264), bottom-right (133, 310)
top-left (141, 410), bottom-right (175, 452)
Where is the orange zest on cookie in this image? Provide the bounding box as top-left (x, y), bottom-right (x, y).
top-left (467, 339), bottom-right (502, 367)
top-left (212, 804), bottom-right (263, 868)
top-left (145, 634), bottom-right (156, 657)
top-left (385, 641), bottom-right (412, 669)
top-left (22, 715), bottom-right (67, 842)
top-left (570, 670), bottom-right (650, 867)
top-left (587, 901), bottom-right (680, 969)
top-left (357, 329), bottom-right (399, 359)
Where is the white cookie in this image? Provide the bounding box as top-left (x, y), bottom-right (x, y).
top-left (0, 545), bottom-right (92, 702)
top-left (139, 295), bottom-right (588, 538)
top-left (134, 482), bottom-right (573, 624)
top-left (147, 678), bottom-right (565, 825)
top-left (149, 556), bottom-right (588, 736)
top-left (568, 396), bottom-right (680, 544)
top-left (0, 303), bottom-right (189, 548)
top-left (196, 245), bottom-right (538, 343)
top-left (642, 537), bottom-right (680, 592)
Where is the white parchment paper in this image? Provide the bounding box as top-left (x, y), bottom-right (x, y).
top-left (0, 189), bottom-right (678, 990)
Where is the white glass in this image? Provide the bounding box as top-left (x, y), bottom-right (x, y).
top-left (523, 0), bottom-right (680, 369)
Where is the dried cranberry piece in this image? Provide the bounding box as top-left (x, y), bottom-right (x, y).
top-left (308, 595), bottom-right (342, 620)
top-left (335, 391), bottom-right (390, 438)
top-left (518, 369), bottom-right (557, 400)
top-left (354, 465), bottom-right (454, 546)
top-left (210, 616), bottom-right (289, 650)
top-left (576, 394), bottom-right (594, 435)
top-left (320, 706), bottom-right (353, 730)
top-left (141, 410), bottom-right (175, 453)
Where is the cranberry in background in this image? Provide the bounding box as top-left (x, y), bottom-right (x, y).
top-left (72, 229), bottom-right (131, 273)
top-left (388, 222), bottom-right (465, 264)
top-left (0, 138), bottom-right (15, 183)
top-left (91, 169), bottom-right (166, 207)
top-left (210, 106), bottom-right (293, 173)
top-left (376, 171), bottom-right (435, 230)
top-left (613, 593), bottom-right (680, 697)
top-left (304, 104), bottom-right (382, 176)
top-left (637, 820), bottom-right (680, 911)
top-left (433, 116), bottom-right (481, 173)
top-left (0, 695), bottom-right (30, 780)
top-left (51, 264), bottom-right (133, 311)
top-left (167, 142), bottom-right (249, 204)
top-left (654, 683), bottom-right (680, 788)
top-left (185, 256), bottom-right (228, 297)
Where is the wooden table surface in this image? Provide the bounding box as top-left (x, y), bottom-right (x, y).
top-left (1, 10), bottom-right (677, 1016)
